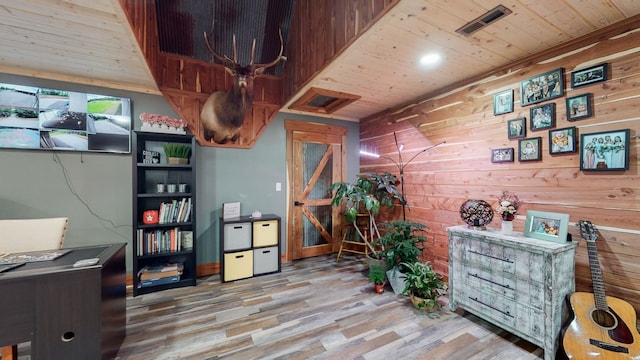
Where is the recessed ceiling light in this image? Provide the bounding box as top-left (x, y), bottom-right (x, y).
top-left (419, 52), bottom-right (442, 67)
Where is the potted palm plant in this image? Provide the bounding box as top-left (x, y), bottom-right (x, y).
top-left (330, 172), bottom-right (403, 268)
top-left (401, 261), bottom-right (448, 311)
top-left (368, 264), bottom-right (387, 294)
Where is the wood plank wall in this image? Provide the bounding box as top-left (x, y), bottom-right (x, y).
top-left (282, 0), bottom-right (398, 102)
top-left (359, 22), bottom-right (640, 317)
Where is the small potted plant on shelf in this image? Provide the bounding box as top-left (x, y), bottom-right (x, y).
top-left (401, 261), bottom-right (448, 311)
top-left (374, 220), bottom-right (428, 294)
top-left (163, 143), bottom-right (191, 164)
top-left (368, 264), bottom-right (387, 294)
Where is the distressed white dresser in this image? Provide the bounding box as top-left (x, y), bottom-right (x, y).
top-left (447, 225), bottom-right (577, 360)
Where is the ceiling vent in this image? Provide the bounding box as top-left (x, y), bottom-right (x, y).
top-left (455, 5), bottom-right (513, 36)
top-left (289, 87), bottom-right (360, 114)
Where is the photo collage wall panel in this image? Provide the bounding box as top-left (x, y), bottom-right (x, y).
top-left (0, 83), bottom-right (131, 153)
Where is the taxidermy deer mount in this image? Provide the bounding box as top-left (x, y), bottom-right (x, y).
top-left (201, 30), bottom-right (285, 144)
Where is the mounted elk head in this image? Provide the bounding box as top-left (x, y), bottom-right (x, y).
top-left (200, 30), bottom-right (284, 144)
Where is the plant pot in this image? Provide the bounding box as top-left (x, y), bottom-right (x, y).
top-left (386, 266), bottom-right (407, 295)
top-left (409, 292), bottom-right (439, 311)
top-left (374, 283), bottom-right (384, 294)
top-left (366, 253), bottom-right (390, 272)
top-left (167, 157), bottom-right (188, 164)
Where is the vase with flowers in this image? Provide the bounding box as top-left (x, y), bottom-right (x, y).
top-left (495, 190), bottom-right (520, 234)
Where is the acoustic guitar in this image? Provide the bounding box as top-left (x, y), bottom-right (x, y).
top-left (562, 220), bottom-right (640, 359)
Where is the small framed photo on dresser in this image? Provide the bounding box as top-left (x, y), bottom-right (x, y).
top-left (524, 210), bottom-right (570, 244)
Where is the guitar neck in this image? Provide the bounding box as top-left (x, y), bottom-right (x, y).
top-left (580, 220), bottom-right (609, 311)
top-left (585, 240), bottom-right (608, 310)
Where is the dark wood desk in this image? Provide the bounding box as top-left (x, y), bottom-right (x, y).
top-left (0, 243), bottom-right (126, 359)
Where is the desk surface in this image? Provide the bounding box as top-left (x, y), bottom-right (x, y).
top-left (0, 243), bottom-right (122, 280)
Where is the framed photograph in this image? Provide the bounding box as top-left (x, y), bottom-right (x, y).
top-left (524, 210), bottom-right (570, 244)
top-left (580, 129), bottom-right (630, 171)
top-left (507, 117), bottom-right (526, 139)
top-left (520, 68), bottom-right (564, 106)
top-left (549, 127), bottom-right (577, 154)
top-left (519, 137), bottom-right (542, 162)
top-left (530, 103), bottom-right (555, 131)
top-left (491, 148), bottom-right (514, 163)
top-left (571, 63), bottom-right (607, 88)
top-left (566, 93), bottom-right (592, 121)
top-left (494, 89), bottom-right (514, 115)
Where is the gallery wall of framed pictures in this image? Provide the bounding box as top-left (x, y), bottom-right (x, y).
top-left (491, 62), bottom-right (631, 172)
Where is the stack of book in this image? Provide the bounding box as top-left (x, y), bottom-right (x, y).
top-left (137, 263), bottom-right (183, 288)
top-left (158, 197), bottom-right (192, 224)
top-left (136, 228), bottom-right (193, 256)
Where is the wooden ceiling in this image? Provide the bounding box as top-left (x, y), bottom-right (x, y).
top-left (2, 0), bottom-right (640, 121)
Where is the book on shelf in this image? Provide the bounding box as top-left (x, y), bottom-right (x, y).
top-left (181, 231), bottom-right (193, 250)
top-left (138, 263), bottom-right (183, 281)
top-left (137, 227), bottom-right (188, 256)
top-left (158, 197), bottom-right (192, 224)
top-left (138, 275), bottom-right (180, 288)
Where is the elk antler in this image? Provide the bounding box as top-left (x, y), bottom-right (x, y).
top-left (203, 31), bottom-right (236, 65)
top-left (251, 29), bottom-right (285, 71)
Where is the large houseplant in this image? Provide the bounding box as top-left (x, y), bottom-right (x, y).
top-left (401, 261), bottom-right (448, 311)
top-left (375, 220), bottom-right (428, 294)
top-left (330, 172), bottom-right (403, 260)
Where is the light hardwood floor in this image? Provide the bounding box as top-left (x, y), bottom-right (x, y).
top-left (6, 254), bottom-right (545, 359)
top-left (112, 254), bottom-right (544, 360)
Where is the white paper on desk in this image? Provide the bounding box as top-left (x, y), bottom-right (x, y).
top-left (222, 202), bottom-right (241, 220)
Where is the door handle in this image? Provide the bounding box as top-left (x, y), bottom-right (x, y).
top-left (294, 201), bottom-right (304, 206)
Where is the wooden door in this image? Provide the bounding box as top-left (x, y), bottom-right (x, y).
top-left (285, 121), bottom-right (347, 260)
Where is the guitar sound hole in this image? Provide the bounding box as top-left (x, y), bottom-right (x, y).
top-left (591, 308), bottom-right (617, 328)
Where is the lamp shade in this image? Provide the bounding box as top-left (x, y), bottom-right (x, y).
top-left (459, 200), bottom-right (494, 229)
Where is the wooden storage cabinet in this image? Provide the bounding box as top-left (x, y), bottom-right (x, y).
top-left (220, 215), bottom-right (281, 282)
top-left (447, 225), bottom-right (576, 360)
top-left (132, 131), bottom-right (197, 296)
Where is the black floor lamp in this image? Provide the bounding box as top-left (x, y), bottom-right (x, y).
top-left (362, 132), bottom-right (445, 220)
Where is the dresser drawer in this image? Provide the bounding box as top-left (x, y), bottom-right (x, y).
top-left (464, 288), bottom-right (517, 328)
top-left (464, 267), bottom-right (517, 299)
top-left (461, 236), bottom-right (545, 284)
